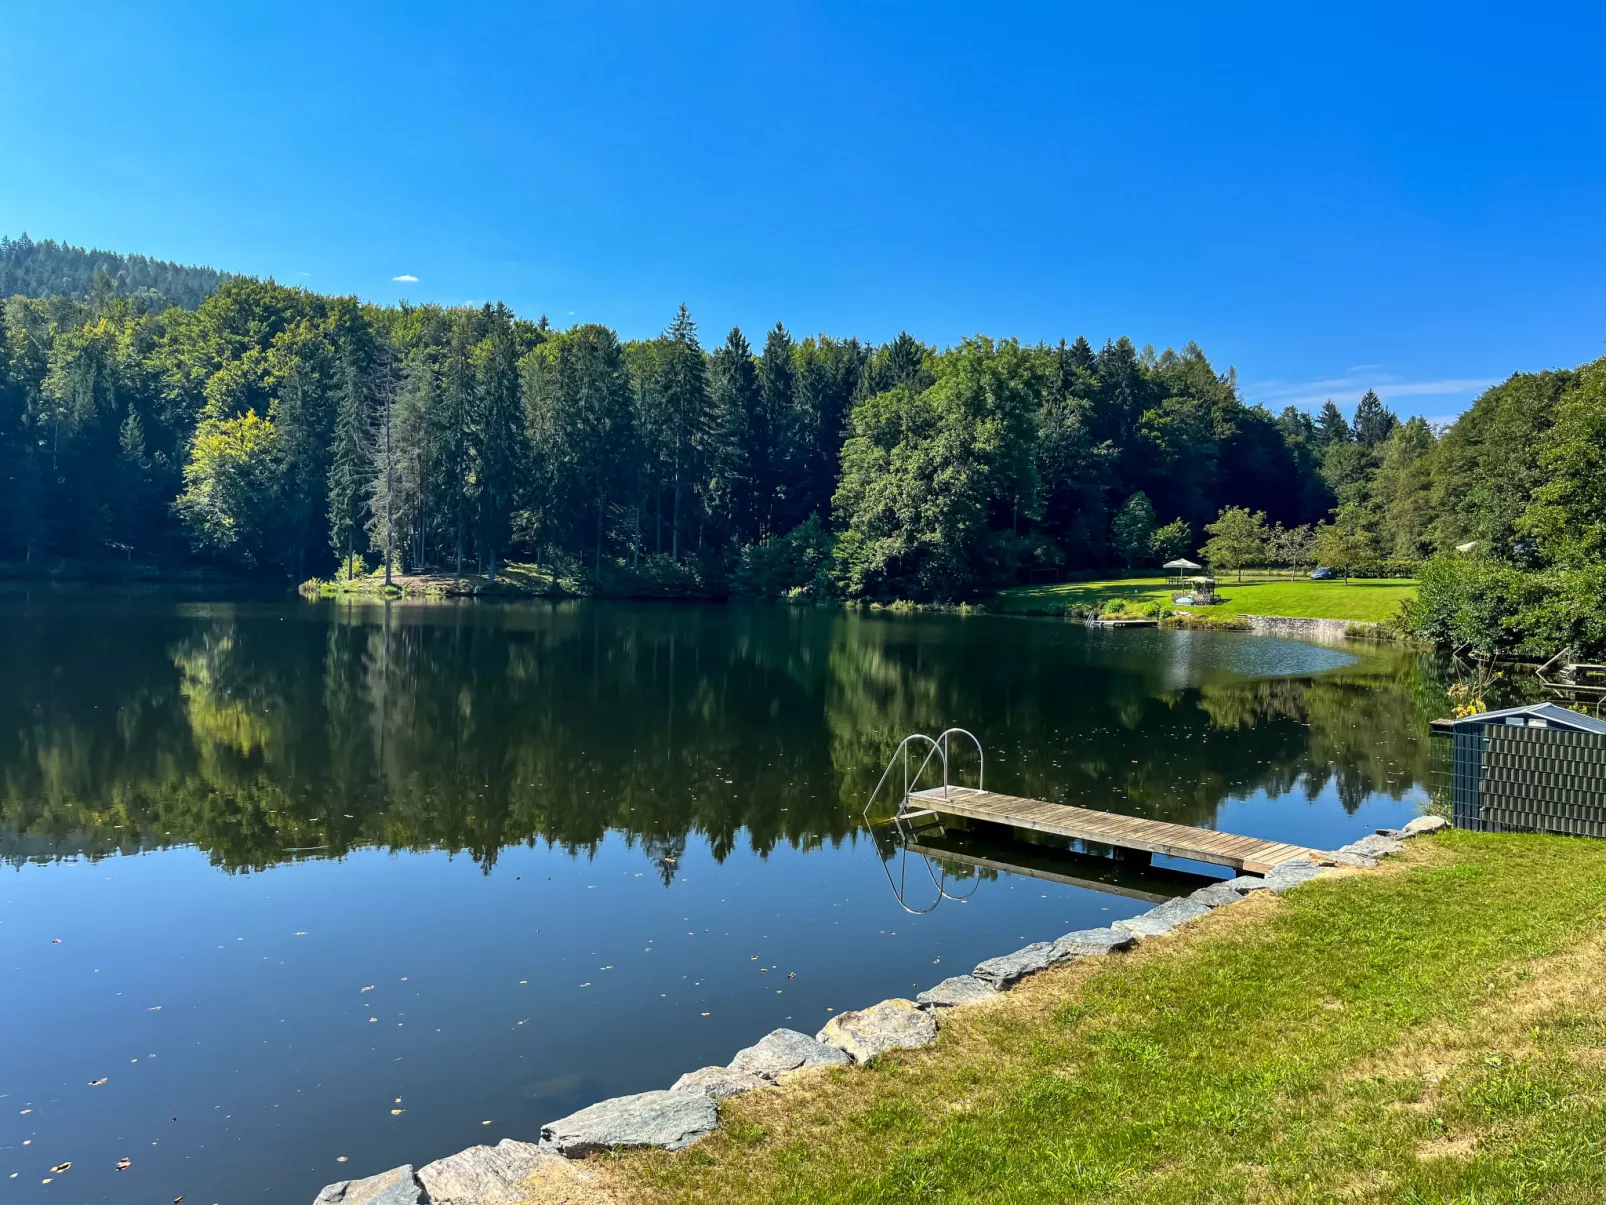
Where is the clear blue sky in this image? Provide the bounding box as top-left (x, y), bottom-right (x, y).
top-left (3, 2), bottom-right (1603, 421)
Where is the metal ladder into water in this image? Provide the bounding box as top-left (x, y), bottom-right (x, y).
top-left (864, 728), bottom-right (986, 913)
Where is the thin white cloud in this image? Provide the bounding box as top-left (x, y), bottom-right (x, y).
top-left (393, 273), bottom-right (419, 283)
top-left (1245, 374), bottom-right (1497, 414)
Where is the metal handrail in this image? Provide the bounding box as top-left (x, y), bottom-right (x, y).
top-left (862, 733), bottom-right (946, 824)
top-left (936, 727), bottom-right (984, 798)
top-left (862, 728), bottom-right (986, 824)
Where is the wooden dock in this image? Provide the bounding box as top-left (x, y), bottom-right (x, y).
top-left (906, 786), bottom-right (1320, 874)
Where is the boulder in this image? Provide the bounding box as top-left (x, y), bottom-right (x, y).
top-left (1324, 849), bottom-right (1380, 868)
top-left (1342, 833), bottom-right (1406, 859)
top-left (1113, 896), bottom-right (1211, 938)
top-left (728, 1028), bottom-right (850, 1081)
top-left (916, 975), bottom-right (999, 1009)
top-left (314, 1166), bottom-right (425, 1205)
top-left (816, 998), bottom-right (937, 1062)
top-left (1050, 927), bottom-right (1137, 959)
top-left (417, 1140), bottom-right (571, 1204)
top-left (1263, 859), bottom-right (1329, 892)
top-left (973, 941), bottom-right (1057, 988)
top-left (1221, 875), bottom-right (1269, 894)
top-left (670, 1065), bottom-right (769, 1099)
top-left (1187, 883), bottom-right (1246, 909)
top-left (540, 1089), bottom-right (717, 1157)
top-left (1401, 815), bottom-right (1450, 837)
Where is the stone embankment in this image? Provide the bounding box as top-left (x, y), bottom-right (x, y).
top-left (313, 815), bottom-right (1449, 1204)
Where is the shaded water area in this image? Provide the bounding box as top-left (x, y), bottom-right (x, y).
top-left (0, 592), bottom-right (1454, 1202)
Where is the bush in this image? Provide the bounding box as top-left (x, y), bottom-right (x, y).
top-left (733, 515), bottom-right (836, 600)
top-left (1413, 554), bottom-right (1606, 657)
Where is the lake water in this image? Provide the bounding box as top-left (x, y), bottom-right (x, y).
top-left (0, 592), bottom-right (1442, 1202)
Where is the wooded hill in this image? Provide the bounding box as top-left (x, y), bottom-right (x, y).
top-left (0, 238), bottom-right (1599, 636)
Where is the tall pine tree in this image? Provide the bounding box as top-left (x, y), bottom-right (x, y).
top-left (471, 305), bottom-right (527, 582)
top-left (326, 350), bottom-right (371, 578)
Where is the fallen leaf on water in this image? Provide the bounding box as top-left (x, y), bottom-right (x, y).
top-left (50, 1162), bottom-right (71, 1173)
top-left (115, 1158), bottom-right (130, 1171)
top-left (88, 1078), bottom-right (107, 1086)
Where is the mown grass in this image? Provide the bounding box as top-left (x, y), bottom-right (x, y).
top-left (996, 574), bottom-right (1418, 623)
top-left (615, 833), bottom-right (1606, 1204)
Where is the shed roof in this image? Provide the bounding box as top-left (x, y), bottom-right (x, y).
top-left (1444, 702), bottom-right (1606, 736)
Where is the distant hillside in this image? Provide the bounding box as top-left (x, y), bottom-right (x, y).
top-left (0, 233), bottom-right (232, 310)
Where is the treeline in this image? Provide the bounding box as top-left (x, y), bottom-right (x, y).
top-left (0, 233), bottom-right (231, 312)
top-left (1, 239), bottom-right (1598, 615)
top-left (0, 261), bottom-right (1350, 596)
top-left (1403, 358), bottom-right (1606, 657)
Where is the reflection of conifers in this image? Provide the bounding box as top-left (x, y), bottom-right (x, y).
top-left (0, 604), bottom-right (1439, 873)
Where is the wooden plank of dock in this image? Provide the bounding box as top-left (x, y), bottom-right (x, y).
top-left (906, 787), bottom-right (1320, 874)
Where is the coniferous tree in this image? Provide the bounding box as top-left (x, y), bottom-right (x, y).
top-left (708, 327), bottom-right (759, 544)
top-left (1315, 400), bottom-right (1352, 447)
top-left (653, 304), bottom-right (711, 560)
top-left (756, 323), bottom-right (797, 538)
top-left (472, 306), bottom-right (528, 582)
top-left (326, 351), bottom-right (371, 577)
top-left (432, 321), bottom-right (476, 574)
top-left (1352, 388), bottom-right (1399, 446)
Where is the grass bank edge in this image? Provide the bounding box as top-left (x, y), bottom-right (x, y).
top-left (612, 833), bottom-right (1606, 1204)
top-left (994, 573), bottom-right (1420, 625)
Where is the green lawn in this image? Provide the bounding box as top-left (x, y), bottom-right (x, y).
top-left (622, 833), bottom-right (1606, 1204)
top-left (995, 574), bottom-right (1418, 623)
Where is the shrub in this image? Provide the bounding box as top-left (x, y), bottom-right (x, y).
top-left (733, 515), bottom-right (836, 600)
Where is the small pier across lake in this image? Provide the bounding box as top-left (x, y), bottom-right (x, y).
top-left (905, 786), bottom-right (1319, 874)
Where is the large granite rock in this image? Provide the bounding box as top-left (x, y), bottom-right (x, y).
top-left (1187, 883), bottom-right (1246, 909)
top-left (314, 1165), bottom-right (425, 1205)
top-left (540, 1089), bottom-right (717, 1157)
top-left (1401, 815), bottom-right (1450, 837)
top-left (1341, 833), bottom-right (1406, 859)
top-left (1263, 859), bottom-right (1330, 892)
top-left (1324, 848), bottom-right (1380, 869)
top-left (816, 998), bottom-right (937, 1062)
top-left (417, 1139), bottom-right (572, 1204)
top-left (670, 1065), bottom-right (769, 1099)
top-left (1113, 896), bottom-right (1212, 938)
top-left (1050, 927), bottom-right (1137, 959)
top-left (973, 941), bottom-right (1057, 988)
top-left (728, 1028), bottom-right (850, 1081)
top-left (916, 975), bottom-right (999, 1009)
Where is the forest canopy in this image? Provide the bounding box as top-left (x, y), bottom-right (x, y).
top-left (1, 235), bottom-right (1600, 629)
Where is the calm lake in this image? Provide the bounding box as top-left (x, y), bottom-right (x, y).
top-left (0, 592), bottom-right (1444, 1202)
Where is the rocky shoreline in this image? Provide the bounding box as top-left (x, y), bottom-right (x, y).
top-left (313, 815), bottom-right (1448, 1205)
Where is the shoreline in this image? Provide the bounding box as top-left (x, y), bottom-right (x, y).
top-left (314, 820), bottom-right (1446, 1204)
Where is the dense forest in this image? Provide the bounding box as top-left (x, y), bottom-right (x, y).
top-left (0, 233), bottom-right (231, 311)
top-left (0, 236), bottom-right (1600, 647)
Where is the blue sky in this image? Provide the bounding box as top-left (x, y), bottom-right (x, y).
top-left (2, 2), bottom-right (1602, 421)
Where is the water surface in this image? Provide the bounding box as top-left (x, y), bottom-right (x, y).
top-left (0, 593), bottom-right (1443, 1202)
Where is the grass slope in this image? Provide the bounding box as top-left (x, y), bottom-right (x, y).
top-left (620, 834), bottom-right (1606, 1204)
top-left (996, 575), bottom-right (1418, 623)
